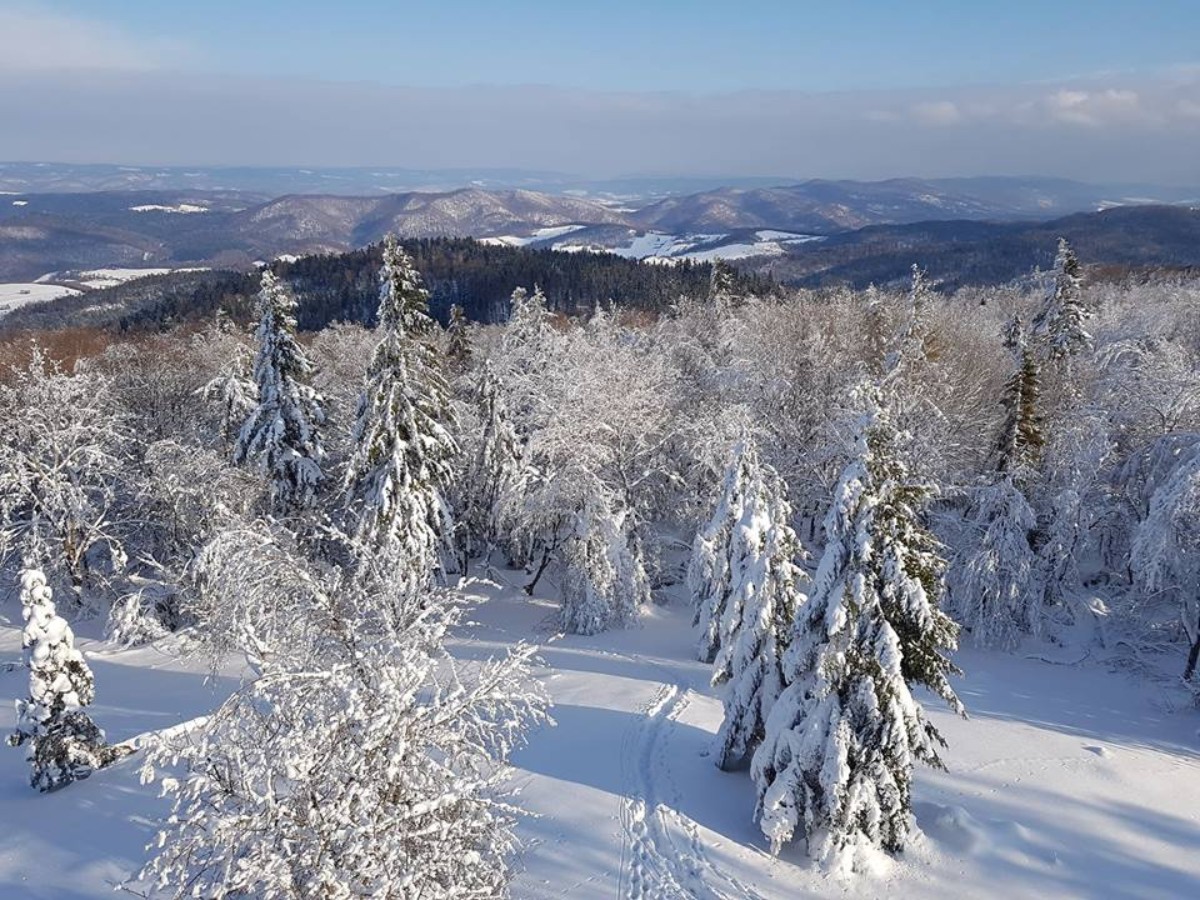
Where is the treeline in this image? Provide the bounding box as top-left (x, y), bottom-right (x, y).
top-left (278, 238), bottom-right (775, 329)
top-left (1, 239), bottom-right (776, 336)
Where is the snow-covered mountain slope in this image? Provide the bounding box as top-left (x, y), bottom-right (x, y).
top-left (0, 580), bottom-right (1197, 898)
top-left (497, 224), bottom-right (826, 262)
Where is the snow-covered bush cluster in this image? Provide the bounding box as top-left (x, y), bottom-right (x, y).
top-left (4, 233), bottom-right (1200, 887)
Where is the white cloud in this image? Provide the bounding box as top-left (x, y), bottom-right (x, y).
top-left (1044, 88), bottom-right (1142, 126)
top-left (0, 5), bottom-right (188, 71)
top-left (911, 100), bottom-right (963, 125)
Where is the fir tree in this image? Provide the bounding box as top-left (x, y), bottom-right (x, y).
top-left (1034, 237), bottom-right (1092, 362)
top-left (445, 303), bottom-right (473, 373)
top-left (708, 259), bottom-right (739, 310)
top-left (948, 476), bottom-right (1040, 648)
top-left (234, 271), bottom-right (326, 511)
top-left (711, 460), bottom-right (808, 770)
top-left (994, 317), bottom-right (1045, 482)
top-left (464, 361), bottom-right (524, 558)
top-left (752, 386), bottom-right (962, 862)
top-left (884, 264), bottom-right (932, 377)
top-left (691, 439), bottom-right (756, 663)
top-left (8, 569), bottom-right (116, 791)
top-left (559, 494), bottom-right (648, 635)
top-left (344, 235), bottom-right (457, 594)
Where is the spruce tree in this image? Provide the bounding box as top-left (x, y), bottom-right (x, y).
top-left (711, 460), bottom-right (808, 770)
top-left (690, 439), bottom-right (755, 663)
top-left (752, 386), bottom-right (962, 861)
top-left (445, 303), bottom-right (472, 373)
top-left (994, 317), bottom-right (1046, 482)
top-left (464, 361), bottom-right (524, 557)
top-left (708, 259), bottom-right (739, 310)
top-left (1034, 237), bottom-right (1092, 362)
top-left (949, 476), bottom-right (1040, 648)
top-left (344, 235), bottom-right (457, 594)
top-left (8, 569), bottom-right (116, 791)
top-left (952, 317), bottom-right (1043, 647)
top-left (559, 494), bottom-right (648, 635)
top-left (234, 270), bottom-right (326, 511)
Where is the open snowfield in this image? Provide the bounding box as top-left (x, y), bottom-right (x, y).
top-left (2, 576), bottom-right (1196, 898)
top-left (0, 283), bottom-right (81, 316)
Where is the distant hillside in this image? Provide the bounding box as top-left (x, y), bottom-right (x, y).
top-left (756, 205), bottom-right (1200, 290)
top-left (2, 175), bottom-right (1196, 282)
top-left (0, 238), bottom-right (773, 333)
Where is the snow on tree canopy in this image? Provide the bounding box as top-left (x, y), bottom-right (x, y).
top-left (234, 270), bottom-right (326, 511)
top-left (344, 234), bottom-right (458, 596)
top-left (1033, 237), bottom-right (1092, 362)
top-left (948, 475), bottom-right (1040, 649)
top-left (7, 568), bottom-right (115, 791)
top-left (559, 493), bottom-right (649, 635)
top-left (463, 361), bottom-right (525, 558)
top-left (692, 438), bottom-right (758, 663)
top-left (710, 451), bottom-right (809, 770)
top-left (751, 384), bottom-right (963, 864)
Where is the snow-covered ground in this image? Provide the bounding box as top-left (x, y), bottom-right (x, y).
top-left (128, 204), bottom-right (209, 214)
top-left (0, 580), bottom-right (1197, 897)
top-left (480, 227), bottom-right (824, 262)
top-left (0, 283), bottom-right (81, 316)
top-left (35, 268), bottom-right (209, 290)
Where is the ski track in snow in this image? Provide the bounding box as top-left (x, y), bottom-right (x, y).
top-left (615, 652), bottom-right (768, 900)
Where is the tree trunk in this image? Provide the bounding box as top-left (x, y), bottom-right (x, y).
top-left (524, 547), bottom-right (553, 596)
top-left (1184, 605), bottom-right (1200, 681)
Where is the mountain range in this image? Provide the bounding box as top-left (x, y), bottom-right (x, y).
top-left (0, 170), bottom-right (1197, 286)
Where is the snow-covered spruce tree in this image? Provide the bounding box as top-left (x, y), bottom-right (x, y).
top-left (711, 461), bottom-right (808, 770)
top-left (752, 385), bottom-right (962, 864)
top-left (137, 524), bottom-right (549, 899)
top-left (344, 235), bottom-right (457, 594)
top-left (7, 569), bottom-right (116, 791)
top-left (993, 317), bottom-right (1045, 481)
top-left (1033, 237), bottom-right (1092, 363)
top-left (949, 476), bottom-right (1040, 649)
top-left (463, 361), bottom-right (525, 559)
top-left (708, 258), bottom-right (740, 311)
top-left (691, 439), bottom-right (756, 663)
top-left (559, 494), bottom-right (649, 635)
top-left (446, 302), bottom-right (473, 372)
top-left (883, 264), bottom-right (933, 376)
top-left (947, 318), bottom-right (1044, 647)
top-left (234, 270), bottom-right (326, 511)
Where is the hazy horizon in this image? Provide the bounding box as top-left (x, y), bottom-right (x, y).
top-left (1, 2), bottom-right (1198, 183)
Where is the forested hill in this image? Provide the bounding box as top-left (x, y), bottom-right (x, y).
top-left (277, 238), bottom-right (774, 330)
top-left (0, 238), bottom-right (776, 334)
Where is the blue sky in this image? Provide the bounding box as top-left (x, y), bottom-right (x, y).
top-left (0, 2), bottom-right (1198, 180)
top-left (29, 0), bottom-right (1200, 91)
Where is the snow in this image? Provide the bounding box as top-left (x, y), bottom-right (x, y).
top-left (0, 283), bottom-right (82, 315)
top-left (754, 230), bottom-right (825, 244)
top-left (479, 224), bottom-right (589, 248)
top-left (128, 204), bottom-right (209, 214)
top-left (0, 577), bottom-right (1197, 896)
top-left (70, 268), bottom-right (207, 289)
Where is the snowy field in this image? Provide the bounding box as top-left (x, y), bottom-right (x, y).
top-left (0, 283), bottom-right (81, 316)
top-left (2, 577), bottom-right (1196, 898)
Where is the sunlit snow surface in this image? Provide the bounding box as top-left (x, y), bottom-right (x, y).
top-left (0, 283), bottom-right (81, 316)
top-left (0, 578), bottom-right (1197, 897)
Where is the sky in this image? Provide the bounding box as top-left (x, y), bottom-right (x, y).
top-left (1, 1), bottom-right (1198, 183)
